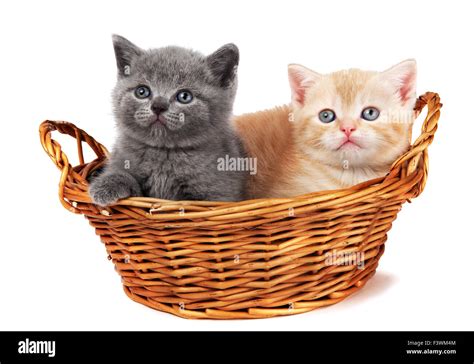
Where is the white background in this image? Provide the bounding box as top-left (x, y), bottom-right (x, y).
top-left (0, 0), bottom-right (473, 330)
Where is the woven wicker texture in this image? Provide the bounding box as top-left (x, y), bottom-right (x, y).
top-left (39, 92), bottom-right (441, 319)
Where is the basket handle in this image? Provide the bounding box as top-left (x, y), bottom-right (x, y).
top-left (390, 92), bottom-right (442, 178)
top-left (39, 120), bottom-right (109, 212)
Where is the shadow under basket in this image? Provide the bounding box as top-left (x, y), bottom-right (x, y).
top-left (39, 92), bottom-right (441, 319)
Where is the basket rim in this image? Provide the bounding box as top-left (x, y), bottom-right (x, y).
top-left (39, 91), bottom-right (441, 216)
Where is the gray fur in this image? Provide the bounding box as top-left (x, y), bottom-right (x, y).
top-left (89, 35), bottom-right (246, 206)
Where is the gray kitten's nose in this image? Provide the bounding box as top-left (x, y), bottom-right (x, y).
top-left (151, 97), bottom-right (169, 115)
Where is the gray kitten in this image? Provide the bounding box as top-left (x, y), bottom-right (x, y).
top-left (89, 35), bottom-right (247, 206)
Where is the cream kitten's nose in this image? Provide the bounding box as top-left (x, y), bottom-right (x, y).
top-left (340, 124), bottom-right (356, 137)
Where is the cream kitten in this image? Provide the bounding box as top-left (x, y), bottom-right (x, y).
top-left (234, 60), bottom-right (417, 198)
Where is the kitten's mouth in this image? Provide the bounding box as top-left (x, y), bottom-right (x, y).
top-left (152, 114), bottom-right (167, 126)
top-left (337, 139), bottom-right (361, 150)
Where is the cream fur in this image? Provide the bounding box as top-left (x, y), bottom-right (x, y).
top-left (234, 60), bottom-right (417, 198)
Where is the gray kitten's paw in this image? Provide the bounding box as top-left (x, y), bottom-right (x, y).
top-left (89, 178), bottom-right (133, 206)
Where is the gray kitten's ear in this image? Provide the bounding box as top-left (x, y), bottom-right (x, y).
top-left (112, 34), bottom-right (143, 77)
top-left (206, 43), bottom-right (239, 87)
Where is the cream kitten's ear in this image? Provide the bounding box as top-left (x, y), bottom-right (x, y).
top-left (381, 59), bottom-right (417, 105)
top-left (288, 64), bottom-right (321, 106)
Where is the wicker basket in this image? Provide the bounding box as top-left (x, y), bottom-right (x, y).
top-left (39, 92), bottom-right (441, 319)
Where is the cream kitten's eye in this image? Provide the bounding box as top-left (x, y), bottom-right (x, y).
top-left (135, 85), bottom-right (151, 99)
top-left (319, 109), bottom-right (336, 123)
top-left (361, 107), bottom-right (380, 121)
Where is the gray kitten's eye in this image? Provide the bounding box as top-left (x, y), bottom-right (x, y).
top-left (318, 109), bottom-right (336, 123)
top-left (361, 107), bottom-right (380, 121)
top-left (176, 90), bottom-right (193, 104)
top-left (134, 86), bottom-right (151, 99)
